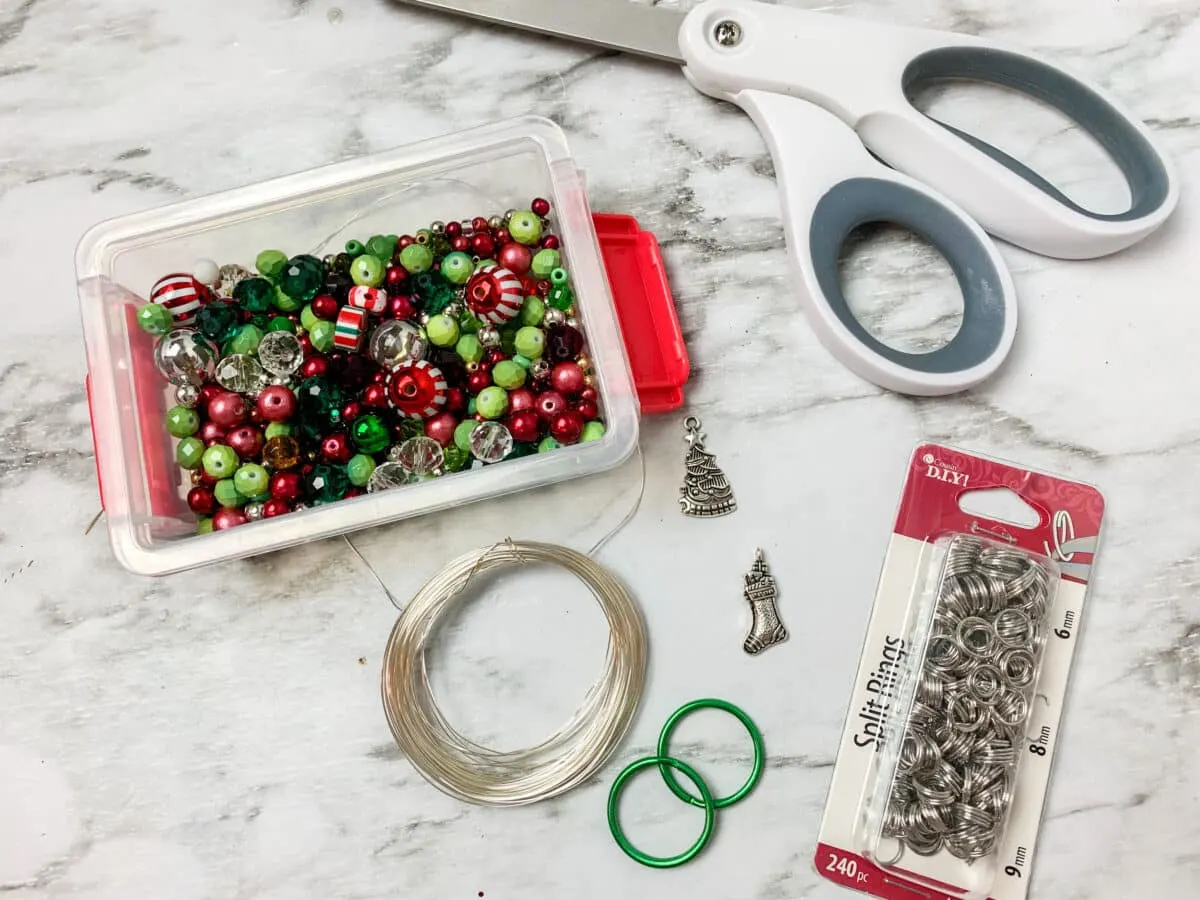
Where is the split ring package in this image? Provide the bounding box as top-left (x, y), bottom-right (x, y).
top-left (816, 444), bottom-right (1105, 900)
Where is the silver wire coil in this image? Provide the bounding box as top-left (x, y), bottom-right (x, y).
top-left (380, 540), bottom-right (649, 807)
top-left (882, 536), bottom-right (1052, 864)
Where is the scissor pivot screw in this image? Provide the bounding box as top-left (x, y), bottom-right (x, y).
top-left (713, 19), bottom-right (743, 47)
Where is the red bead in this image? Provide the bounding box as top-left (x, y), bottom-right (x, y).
top-left (520, 275), bottom-right (539, 296)
top-left (198, 384), bottom-right (223, 409)
top-left (425, 411), bottom-right (459, 447)
top-left (373, 371), bottom-right (388, 384)
top-left (263, 499), bottom-right (291, 518)
top-left (345, 488), bottom-right (364, 499)
top-left (536, 390), bottom-right (567, 421)
top-left (531, 197), bottom-right (551, 217)
top-left (536, 280), bottom-right (551, 297)
top-left (467, 371), bottom-right (492, 394)
top-left (187, 486), bottom-right (215, 516)
top-left (199, 421), bottom-right (226, 446)
top-left (311, 294), bottom-right (339, 320)
top-left (208, 391), bottom-right (247, 428)
top-left (445, 221), bottom-right (462, 238)
top-left (445, 387), bottom-right (466, 412)
top-left (485, 348), bottom-right (507, 366)
top-left (342, 401), bottom-right (362, 422)
top-left (226, 424), bottom-right (265, 459)
top-left (389, 294), bottom-right (416, 320)
top-left (498, 242), bottom-right (533, 275)
top-left (362, 383), bottom-right (388, 408)
top-left (271, 472), bottom-right (304, 502)
top-left (257, 385), bottom-right (297, 423)
top-left (507, 409), bottom-right (541, 443)
top-left (576, 399), bottom-right (599, 420)
top-left (398, 235), bottom-right (415, 249)
top-left (580, 388), bottom-right (598, 402)
top-left (450, 235), bottom-right (471, 253)
top-left (472, 217), bottom-right (490, 233)
top-left (551, 361), bottom-right (585, 395)
top-left (339, 354), bottom-right (372, 390)
top-left (508, 388), bottom-right (536, 412)
top-left (248, 408), bottom-right (264, 425)
top-left (298, 334), bottom-right (313, 355)
top-left (212, 507), bottom-right (248, 530)
top-left (386, 266), bottom-right (407, 287)
top-left (300, 356), bottom-right (328, 378)
top-left (465, 265), bottom-right (524, 325)
top-left (386, 360), bottom-right (448, 419)
top-left (550, 410), bottom-right (585, 445)
top-left (471, 234), bottom-right (495, 257)
top-left (321, 432), bottom-right (353, 464)
top-left (540, 235), bottom-right (560, 251)
top-left (200, 469), bottom-right (220, 486)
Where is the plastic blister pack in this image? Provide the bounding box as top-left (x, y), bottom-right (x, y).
top-left (816, 444), bottom-right (1105, 900)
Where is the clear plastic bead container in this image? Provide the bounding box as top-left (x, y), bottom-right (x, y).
top-left (77, 117), bottom-right (640, 576)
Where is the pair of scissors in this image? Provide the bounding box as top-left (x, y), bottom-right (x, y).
top-left (392, 0), bottom-right (1179, 396)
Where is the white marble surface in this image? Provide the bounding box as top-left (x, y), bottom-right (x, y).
top-left (2, 0), bottom-right (1199, 897)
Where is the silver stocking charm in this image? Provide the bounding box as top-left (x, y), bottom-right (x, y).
top-left (679, 416), bottom-right (736, 518)
top-left (742, 549), bottom-right (788, 655)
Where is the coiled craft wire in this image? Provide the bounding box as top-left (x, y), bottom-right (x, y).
top-left (380, 540), bottom-right (649, 807)
top-left (881, 536), bottom-right (1053, 864)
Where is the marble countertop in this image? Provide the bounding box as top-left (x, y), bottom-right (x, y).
top-left (2, 0), bottom-right (1198, 897)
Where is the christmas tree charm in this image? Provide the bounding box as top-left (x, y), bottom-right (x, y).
top-left (741, 549), bottom-right (788, 656)
top-left (679, 416), bottom-right (736, 518)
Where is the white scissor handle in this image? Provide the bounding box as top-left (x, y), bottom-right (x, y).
top-left (679, 0), bottom-right (1179, 260)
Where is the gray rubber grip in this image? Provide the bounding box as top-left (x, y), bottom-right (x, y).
top-left (902, 47), bottom-right (1170, 222)
top-left (809, 177), bottom-right (1009, 376)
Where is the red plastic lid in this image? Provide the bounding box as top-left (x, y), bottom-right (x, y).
top-left (592, 213), bottom-right (690, 414)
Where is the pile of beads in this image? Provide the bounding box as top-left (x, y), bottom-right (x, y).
top-left (137, 199), bottom-right (607, 534)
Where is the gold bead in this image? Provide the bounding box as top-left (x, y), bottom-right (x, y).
top-left (576, 353), bottom-right (591, 372)
top-left (583, 375), bottom-right (596, 388)
top-left (416, 229), bottom-right (431, 245)
top-left (190, 470), bottom-right (204, 485)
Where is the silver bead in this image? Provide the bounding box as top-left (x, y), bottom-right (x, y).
top-left (478, 326), bottom-right (501, 348)
top-left (542, 308), bottom-right (566, 327)
top-left (460, 219), bottom-right (475, 235)
top-left (444, 302), bottom-right (463, 318)
top-left (419, 313), bottom-right (431, 326)
top-left (245, 502), bottom-right (265, 521)
top-left (565, 317), bottom-right (580, 331)
top-left (504, 209), bottom-right (518, 222)
top-left (293, 502), bottom-right (310, 512)
top-left (531, 358), bottom-right (552, 379)
top-left (430, 220), bottom-right (445, 236)
top-left (269, 375), bottom-right (292, 387)
top-left (488, 216), bottom-right (503, 231)
top-left (175, 384), bottom-right (200, 408)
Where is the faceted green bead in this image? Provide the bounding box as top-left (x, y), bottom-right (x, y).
top-left (136, 303), bottom-right (173, 336)
top-left (176, 436), bottom-right (205, 469)
top-left (454, 420), bottom-right (477, 453)
top-left (459, 312), bottom-right (484, 335)
top-left (581, 421), bottom-right (606, 443)
top-left (267, 315), bottom-right (296, 333)
top-left (508, 441), bottom-right (538, 459)
top-left (256, 249), bottom-right (289, 280)
top-left (500, 328), bottom-right (518, 356)
top-left (508, 210), bottom-right (543, 246)
top-left (214, 478), bottom-right (244, 508)
top-left (272, 286), bottom-right (302, 313)
top-left (399, 243), bottom-right (434, 274)
top-left (196, 302), bottom-right (240, 344)
top-left (347, 454), bottom-right (376, 487)
top-left (351, 254), bottom-right (385, 288)
top-left (345, 240), bottom-right (366, 258)
top-left (265, 422), bottom-right (295, 440)
top-left (300, 304), bottom-right (321, 332)
top-left (234, 463), bottom-right (270, 498)
top-left (426, 314), bottom-right (460, 348)
top-left (548, 284), bottom-right (575, 312)
top-left (538, 436), bottom-right (561, 453)
top-left (351, 414), bottom-right (391, 454)
top-left (366, 235), bottom-right (397, 261)
top-left (166, 405), bottom-right (200, 438)
top-left (441, 252), bottom-right (474, 285)
top-left (234, 277), bottom-right (275, 314)
top-left (442, 445), bottom-right (469, 472)
top-left (531, 249), bottom-right (561, 279)
top-left (279, 255), bottom-right (325, 303)
top-left (295, 377), bottom-right (348, 441)
top-left (520, 295), bottom-right (545, 327)
top-left (305, 464), bottom-right (350, 505)
top-left (456, 333), bottom-right (483, 364)
top-left (513, 354), bottom-right (533, 370)
top-left (467, 397), bottom-right (478, 416)
top-left (196, 517), bottom-right (214, 535)
top-left (251, 314), bottom-right (271, 331)
top-left (309, 320), bottom-right (335, 353)
top-left (514, 326), bottom-right (546, 359)
top-left (225, 324), bottom-right (264, 357)
top-left (492, 360), bottom-right (525, 390)
top-left (202, 444), bottom-right (239, 479)
top-left (397, 418), bottom-right (426, 441)
top-left (476, 386), bottom-right (508, 419)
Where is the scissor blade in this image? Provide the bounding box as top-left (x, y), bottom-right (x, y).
top-left (393, 0), bottom-right (686, 65)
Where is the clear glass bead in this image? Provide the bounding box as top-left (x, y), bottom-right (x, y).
top-left (396, 437), bottom-right (444, 475)
top-left (215, 354), bottom-right (268, 393)
top-left (470, 422), bottom-right (514, 463)
top-left (257, 330), bottom-right (305, 376)
top-left (369, 320), bottom-right (428, 369)
top-left (367, 461), bottom-right (410, 493)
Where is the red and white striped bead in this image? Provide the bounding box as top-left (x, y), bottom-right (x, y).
top-left (150, 273), bottom-right (211, 326)
top-left (386, 360), bottom-right (448, 419)
top-left (465, 264), bottom-right (524, 325)
top-left (348, 285), bottom-right (388, 314)
top-left (333, 307), bottom-right (368, 352)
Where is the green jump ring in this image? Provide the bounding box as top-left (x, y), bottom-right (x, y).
top-left (656, 698), bottom-right (765, 809)
top-left (607, 756), bottom-right (716, 869)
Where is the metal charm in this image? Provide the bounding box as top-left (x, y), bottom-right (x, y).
top-left (741, 550), bottom-right (788, 655)
top-left (679, 416), bottom-right (736, 518)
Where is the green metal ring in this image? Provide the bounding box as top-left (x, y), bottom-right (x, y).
top-left (607, 756), bottom-right (716, 869)
top-left (656, 698), bottom-right (765, 809)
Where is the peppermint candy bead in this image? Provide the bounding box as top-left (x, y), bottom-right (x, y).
top-left (333, 307), bottom-right (368, 352)
top-left (348, 285), bottom-right (388, 314)
top-left (386, 360), bottom-right (448, 419)
top-left (465, 264), bottom-right (524, 325)
top-left (150, 273), bottom-right (212, 326)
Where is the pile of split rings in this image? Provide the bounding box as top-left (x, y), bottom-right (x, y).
top-left (607, 698), bottom-right (765, 869)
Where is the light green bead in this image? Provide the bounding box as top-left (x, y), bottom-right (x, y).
top-left (508, 210), bottom-right (543, 246)
top-left (265, 422), bottom-right (294, 440)
top-left (226, 324), bottom-right (264, 356)
top-left (426, 314), bottom-right (460, 348)
top-left (538, 436), bottom-right (561, 453)
top-left (256, 249), bottom-right (289, 280)
top-left (581, 421), bottom-right (606, 443)
top-left (399, 244), bottom-right (434, 274)
top-left (196, 517), bottom-right (214, 535)
top-left (520, 295), bottom-right (545, 327)
top-left (441, 252), bottom-right (474, 285)
top-left (492, 360), bottom-right (526, 390)
top-left (309, 320), bottom-right (335, 353)
top-left (514, 326), bottom-right (546, 359)
top-left (456, 335), bottom-right (484, 366)
top-left (351, 254), bottom-right (385, 287)
top-left (300, 304), bottom-right (322, 331)
top-left (214, 479), bottom-right (244, 508)
top-left (531, 249), bottom-right (561, 279)
top-left (476, 386), bottom-right (508, 419)
top-left (202, 444), bottom-right (239, 479)
top-left (234, 463), bottom-right (269, 498)
top-left (166, 405), bottom-right (200, 438)
top-left (474, 258), bottom-right (497, 272)
top-left (136, 303), bottom-right (174, 336)
top-left (454, 420), bottom-right (477, 452)
top-left (366, 235), bottom-right (397, 261)
top-left (176, 436), bottom-right (205, 470)
top-left (347, 454), bottom-right (376, 488)
top-left (272, 286), bottom-right (302, 313)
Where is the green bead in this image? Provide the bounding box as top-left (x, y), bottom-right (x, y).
top-left (492, 360), bottom-right (526, 390)
top-left (166, 405), bottom-right (200, 438)
top-left (195, 302), bottom-right (238, 343)
top-left (581, 421), bottom-right (606, 443)
top-left (538, 436), bottom-right (561, 453)
top-left (351, 414), bottom-right (391, 454)
top-left (367, 235), bottom-right (398, 261)
top-left (531, 249), bottom-right (561, 279)
top-left (272, 286), bottom-right (302, 313)
top-left (476, 386), bottom-right (508, 419)
top-left (508, 210), bottom-right (543, 246)
top-left (442, 445), bottom-right (469, 472)
top-left (279, 255), bottom-right (325, 303)
top-left (251, 314), bottom-right (271, 331)
top-left (234, 277), bottom-right (275, 314)
top-left (300, 304), bottom-right (321, 332)
top-left (520, 295), bottom-right (545, 327)
top-left (441, 252), bottom-right (474, 285)
top-left (136, 303), bottom-right (173, 336)
top-left (454, 420), bottom-right (477, 453)
top-left (551, 267), bottom-right (569, 286)
top-left (196, 517), bottom-right (214, 535)
top-left (456, 333), bottom-right (483, 364)
top-left (514, 326), bottom-right (546, 359)
top-left (475, 258), bottom-right (497, 271)
top-left (234, 463), bottom-right (270, 498)
top-left (500, 327), bottom-right (518, 356)
top-left (513, 354), bottom-right (533, 370)
top-left (202, 444), bottom-right (239, 479)
top-left (345, 240), bottom-right (365, 257)
top-left (265, 422), bottom-right (295, 440)
top-left (426, 314), bottom-right (460, 348)
top-left (225, 324), bottom-right (264, 356)
top-left (467, 397), bottom-right (477, 416)
top-left (305, 464), bottom-right (349, 505)
top-left (256, 249), bottom-right (289, 280)
top-left (346, 454), bottom-right (377, 487)
top-left (214, 479), bottom-right (244, 508)
top-left (351, 254), bottom-right (385, 287)
top-left (176, 436), bottom-right (205, 469)
top-left (399, 244), bottom-right (434, 274)
top-left (267, 315), bottom-right (296, 333)
top-left (548, 284), bottom-right (575, 312)
top-left (309, 320), bottom-right (335, 353)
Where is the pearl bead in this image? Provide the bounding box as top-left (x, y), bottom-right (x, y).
top-left (194, 258), bottom-right (221, 286)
